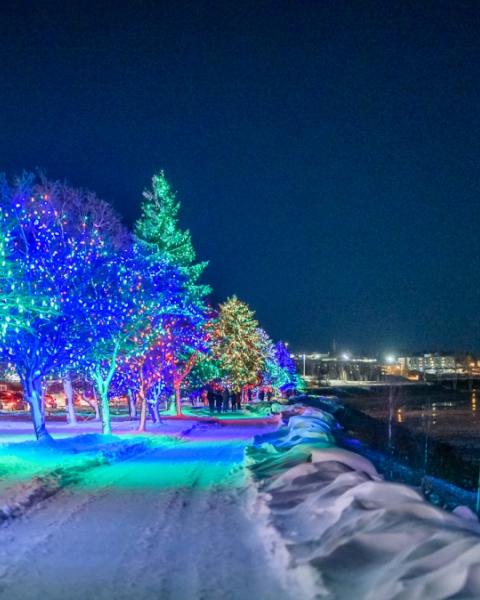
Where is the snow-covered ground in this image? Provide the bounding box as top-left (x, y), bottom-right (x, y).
top-left (2, 411), bottom-right (480, 599)
top-left (0, 419), bottom-right (300, 600)
top-left (248, 407), bottom-right (480, 599)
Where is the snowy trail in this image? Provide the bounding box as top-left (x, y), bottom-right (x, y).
top-left (0, 425), bottom-right (295, 600)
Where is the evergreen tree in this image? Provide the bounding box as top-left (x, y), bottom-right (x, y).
top-left (186, 352), bottom-right (224, 391)
top-left (135, 172), bottom-right (211, 415)
top-left (257, 329), bottom-right (288, 391)
top-left (212, 296), bottom-right (265, 393)
top-left (274, 341), bottom-right (304, 392)
top-left (135, 171), bottom-right (209, 299)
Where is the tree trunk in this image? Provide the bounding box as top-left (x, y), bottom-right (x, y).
top-left (91, 390), bottom-right (101, 421)
top-left (92, 373), bottom-right (112, 435)
top-left (99, 388), bottom-right (111, 435)
top-left (40, 384), bottom-right (45, 414)
top-left (147, 402), bottom-right (156, 423)
top-left (152, 402), bottom-right (160, 423)
top-left (23, 374), bottom-right (51, 441)
top-left (63, 374), bottom-right (77, 425)
top-left (136, 361), bottom-right (147, 432)
top-left (82, 390), bottom-right (101, 421)
top-left (138, 391), bottom-right (147, 432)
top-left (175, 383), bottom-right (182, 416)
top-left (127, 389), bottom-right (137, 419)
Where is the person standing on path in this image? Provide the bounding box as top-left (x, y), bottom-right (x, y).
top-left (229, 389), bottom-right (236, 411)
top-left (215, 391), bottom-right (223, 413)
top-left (222, 387), bottom-right (230, 412)
top-left (207, 387), bottom-right (215, 414)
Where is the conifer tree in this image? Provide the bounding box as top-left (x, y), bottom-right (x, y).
top-left (274, 341), bottom-right (304, 392)
top-left (212, 296), bottom-right (265, 393)
top-left (186, 353), bottom-right (224, 391)
top-left (257, 328), bottom-right (288, 391)
top-left (135, 171), bottom-right (209, 299)
top-left (135, 172), bottom-right (210, 415)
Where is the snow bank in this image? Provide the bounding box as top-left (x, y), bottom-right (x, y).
top-left (247, 407), bottom-right (480, 599)
top-left (245, 408), bottom-right (335, 480)
top-left (0, 434), bottom-right (151, 524)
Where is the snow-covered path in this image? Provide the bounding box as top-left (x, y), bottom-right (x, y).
top-left (0, 424), bottom-right (294, 600)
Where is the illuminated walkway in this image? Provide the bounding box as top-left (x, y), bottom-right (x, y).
top-left (0, 423), bottom-right (297, 600)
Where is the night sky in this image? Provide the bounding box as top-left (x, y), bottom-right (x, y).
top-left (1, 1), bottom-right (479, 355)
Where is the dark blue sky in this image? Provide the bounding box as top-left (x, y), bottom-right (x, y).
top-left (1, 1), bottom-right (479, 354)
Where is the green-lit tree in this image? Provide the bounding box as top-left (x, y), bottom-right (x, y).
top-left (185, 342), bottom-right (224, 391)
top-left (135, 171), bottom-right (209, 299)
top-left (135, 172), bottom-right (211, 415)
top-left (0, 206), bottom-right (57, 337)
top-left (212, 296), bottom-right (265, 394)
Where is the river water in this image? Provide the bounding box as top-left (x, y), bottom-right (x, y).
top-left (305, 384), bottom-right (480, 511)
top-left (341, 384), bottom-right (480, 458)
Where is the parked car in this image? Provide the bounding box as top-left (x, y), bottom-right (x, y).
top-left (0, 390), bottom-right (27, 411)
top-left (44, 394), bottom-right (57, 410)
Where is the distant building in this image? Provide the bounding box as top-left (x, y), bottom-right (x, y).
top-left (398, 353), bottom-right (456, 375)
top-left (292, 351), bottom-right (480, 386)
top-left (464, 355), bottom-right (480, 376)
top-left (292, 353), bottom-right (381, 386)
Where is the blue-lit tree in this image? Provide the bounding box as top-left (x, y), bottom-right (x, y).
top-left (0, 174), bottom-right (127, 439)
top-left (155, 305), bottom-right (210, 416)
top-left (110, 360), bottom-right (140, 419)
top-left (274, 341), bottom-right (304, 393)
top-left (82, 245), bottom-right (151, 435)
top-left (84, 238), bottom-right (193, 432)
top-left (0, 182), bottom-right (58, 338)
top-left (126, 256), bottom-right (210, 425)
top-left (257, 328), bottom-right (284, 390)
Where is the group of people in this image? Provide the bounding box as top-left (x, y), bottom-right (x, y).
top-left (206, 387), bottom-right (242, 414)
